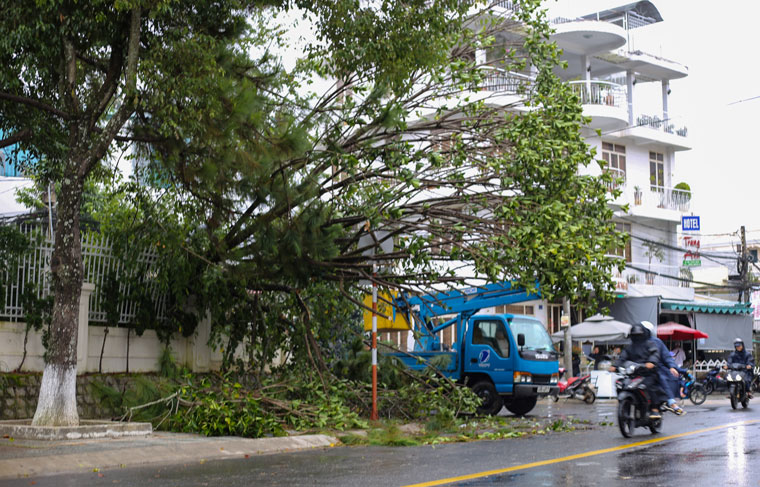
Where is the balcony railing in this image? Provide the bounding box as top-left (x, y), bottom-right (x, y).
top-left (613, 263), bottom-right (690, 289)
top-left (628, 185), bottom-right (692, 212)
top-left (649, 185), bottom-right (691, 212)
top-left (479, 68), bottom-right (534, 94)
top-left (494, 0), bottom-right (518, 11)
top-left (636, 114), bottom-right (688, 138)
top-left (568, 80), bottom-right (627, 109)
top-left (603, 167), bottom-right (626, 191)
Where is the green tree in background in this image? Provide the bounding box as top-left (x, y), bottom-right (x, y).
top-left (0, 0), bottom-right (625, 425)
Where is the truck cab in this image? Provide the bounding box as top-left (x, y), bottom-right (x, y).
top-left (463, 314), bottom-right (559, 415)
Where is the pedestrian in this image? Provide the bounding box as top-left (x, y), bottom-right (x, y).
top-left (671, 343), bottom-right (686, 368)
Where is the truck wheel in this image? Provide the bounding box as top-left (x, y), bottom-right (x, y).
top-left (506, 396), bottom-right (537, 416)
top-left (471, 380), bottom-right (503, 416)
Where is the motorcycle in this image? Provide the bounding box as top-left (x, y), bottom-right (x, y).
top-left (725, 364), bottom-right (753, 409)
top-left (679, 370), bottom-right (706, 405)
top-left (701, 366), bottom-right (727, 395)
top-left (615, 362), bottom-right (664, 438)
top-left (551, 367), bottom-right (596, 404)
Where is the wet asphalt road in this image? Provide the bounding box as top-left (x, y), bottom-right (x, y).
top-left (5, 397), bottom-right (760, 487)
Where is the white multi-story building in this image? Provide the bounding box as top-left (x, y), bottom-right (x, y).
top-left (381, 0), bottom-right (699, 349)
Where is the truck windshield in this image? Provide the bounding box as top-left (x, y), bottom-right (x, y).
top-left (508, 317), bottom-right (554, 351)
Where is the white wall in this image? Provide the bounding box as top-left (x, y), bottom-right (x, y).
top-left (0, 321), bottom-right (227, 374)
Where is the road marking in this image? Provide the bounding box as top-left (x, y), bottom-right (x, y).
top-left (401, 419), bottom-right (760, 487)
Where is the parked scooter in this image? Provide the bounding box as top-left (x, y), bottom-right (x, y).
top-left (551, 367), bottom-right (596, 404)
top-left (701, 366), bottom-right (727, 395)
top-left (615, 362), bottom-right (665, 438)
top-left (725, 363), bottom-right (753, 409)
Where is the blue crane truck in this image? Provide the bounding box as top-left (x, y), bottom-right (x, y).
top-left (391, 282), bottom-right (559, 416)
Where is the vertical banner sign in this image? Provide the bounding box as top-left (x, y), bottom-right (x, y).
top-left (681, 216), bottom-right (701, 267)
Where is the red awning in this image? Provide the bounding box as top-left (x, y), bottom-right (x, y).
top-left (657, 322), bottom-right (709, 340)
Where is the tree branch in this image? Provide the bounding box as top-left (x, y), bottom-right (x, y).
top-left (0, 93), bottom-right (70, 120)
top-left (0, 128), bottom-right (31, 149)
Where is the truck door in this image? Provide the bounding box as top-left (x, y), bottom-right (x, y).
top-left (466, 318), bottom-right (514, 393)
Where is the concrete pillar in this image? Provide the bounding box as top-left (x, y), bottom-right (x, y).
top-left (662, 80), bottom-right (670, 124)
top-left (191, 311), bottom-right (211, 372)
top-left (626, 70), bottom-right (634, 125)
top-left (77, 283), bottom-right (95, 374)
top-left (582, 55), bottom-right (591, 104)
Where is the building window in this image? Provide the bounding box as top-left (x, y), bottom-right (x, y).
top-left (495, 304), bottom-right (534, 315)
top-left (611, 222), bottom-right (631, 262)
top-left (602, 142), bottom-right (626, 187)
top-left (649, 151), bottom-right (664, 190)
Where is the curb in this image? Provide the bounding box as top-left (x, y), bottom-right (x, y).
top-left (0, 419), bottom-right (152, 441)
top-left (0, 433), bottom-right (339, 479)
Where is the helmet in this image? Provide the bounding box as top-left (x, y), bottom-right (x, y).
top-left (629, 323), bottom-right (647, 342)
top-left (641, 321), bottom-right (655, 338)
top-left (734, 338), bottom-right (744, 349)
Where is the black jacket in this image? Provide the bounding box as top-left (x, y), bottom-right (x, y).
top-left (728, 349), bottom-right (755, 368)
top-left (617, 338), bottom-right (660, 368)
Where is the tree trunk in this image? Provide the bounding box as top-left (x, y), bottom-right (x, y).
top-left (32, 175), bottom-right (84, 427)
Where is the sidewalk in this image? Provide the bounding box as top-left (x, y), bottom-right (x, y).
top-left (0, 430), bottom-right (337, 479)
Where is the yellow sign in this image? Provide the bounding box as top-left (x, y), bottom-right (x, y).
top-left (363, 291), bottom-right (412, 332)
top-left (560, 315), bottom-right (570, 328)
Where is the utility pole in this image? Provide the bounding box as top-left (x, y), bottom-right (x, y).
top-left (562, 297), bottom-right (573, 375)
top-left (740, 225), bottom-right (749, 303)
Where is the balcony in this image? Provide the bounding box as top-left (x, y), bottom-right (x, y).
top-left (550, 19), bottom-right (627, 55)
top-left (613, 263), bottom-right (692, 291)
top-left (568, 80), bottom-right (628, 130)
top-left (636, 114), bottom-right (688, 137)
top-left (619, 114), bottom-right (691, 151)
top-left (479, 68), bottom-right (533, 94)
top-left (647, 185), bottom-right (691, 212)
top-left (603, 167), bottom-right (626, 192)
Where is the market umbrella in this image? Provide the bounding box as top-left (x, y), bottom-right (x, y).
top-left (657, 321), bottom-right (708, 371)
top-left (551, 314), bottom-right (632, 343)
top-left (656, 322), bottom-right (708, 341)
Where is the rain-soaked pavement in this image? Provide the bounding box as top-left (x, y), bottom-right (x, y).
top-left (5, 397), bottom-right (759, 486)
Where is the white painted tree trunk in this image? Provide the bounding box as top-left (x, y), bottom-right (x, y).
top-left (31, 174), bottom-right (84, 427)
top-left (31, 364), bottom-right (78, 426)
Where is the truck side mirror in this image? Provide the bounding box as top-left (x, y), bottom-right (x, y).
top-left (517, 333), bottom-right (525, 347)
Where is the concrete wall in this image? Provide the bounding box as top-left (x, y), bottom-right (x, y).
top-left (0, 373), bottom-right (169, 420)
top-left (0, 320), bottom-right (226, 373)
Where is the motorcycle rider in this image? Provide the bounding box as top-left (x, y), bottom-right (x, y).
top-left (640, 321), bottom-right (686, 416)
top-left (725, 338), bottom-right (755, 397)
top-left (610, 322), bottom-right (665, 419)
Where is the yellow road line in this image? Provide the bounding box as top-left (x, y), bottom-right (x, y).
top-left (402, 419), bottom-right (760, 487)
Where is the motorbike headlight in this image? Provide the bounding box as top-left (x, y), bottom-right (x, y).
top-left (550, 373), bottom-right (559, 384)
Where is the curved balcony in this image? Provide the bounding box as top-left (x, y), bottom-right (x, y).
top-left (568, 80), bottom-right (629, 131)
top-left (603, 167), bottom-right (626, 191)
top-left (550, 19), bottom-right (627, 55)
top-left (479, 68), bottom-right (534, 94)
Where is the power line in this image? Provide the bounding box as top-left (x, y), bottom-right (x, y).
top-left (727, 94), bottom-right (760, 106)
top-left (625, 263), bottom-right (739, 290)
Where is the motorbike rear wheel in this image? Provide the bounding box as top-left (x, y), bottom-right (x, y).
top-left (617, 397), bottom-right (636, 438)
top-left (551, 393), bottom-right (559, 402)
top-left (583, 388), bottom-right (596, 404)
top-left (703, 382), bottom-right (714, 395)
top-left (689, 385), bottom-right (706, 405)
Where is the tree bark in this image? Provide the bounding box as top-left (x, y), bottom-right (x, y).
top-left (32, 173), bottom-right (84, 426)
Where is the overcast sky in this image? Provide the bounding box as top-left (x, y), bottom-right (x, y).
top-left (553, 0), bottom-right (760, 240)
